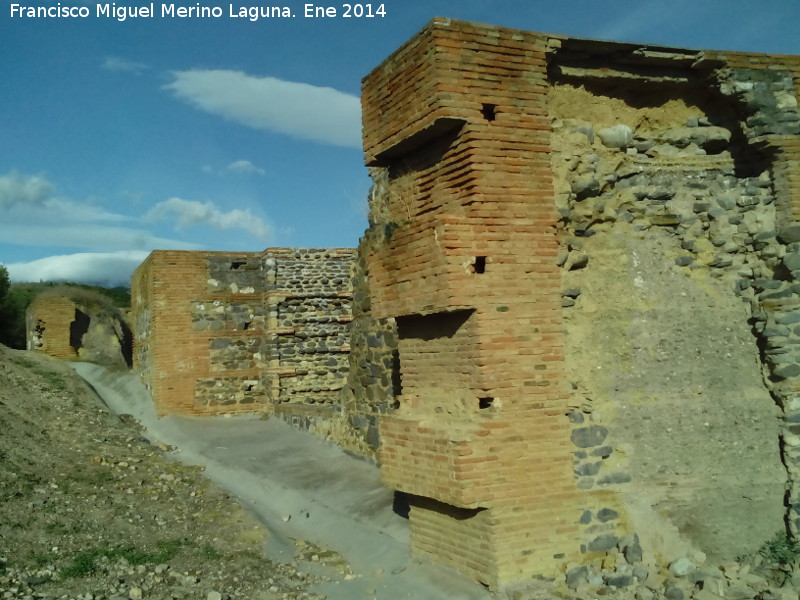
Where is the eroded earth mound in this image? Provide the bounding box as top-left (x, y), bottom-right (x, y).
top-left (0, 346), bottom-right (330, 600)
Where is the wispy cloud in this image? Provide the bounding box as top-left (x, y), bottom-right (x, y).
top-left (164, 69), bottom-right (361, 148)
top-left (0, 170), bottom-right (273, 285)
top-left (0, 171), bottom-right (53, 208)
top-left (0, 170), bottom-right (202, 256)
top-left (102, 56), bottom-right (150, 74)
top-left (226, 159), bottom-right (265, 176)
top-left (6, 251), bottom-right (150, 286)
top-left (0, 171), bottom-right (130, 223)
top-left (146, 197), bottom-right (271, 240)
top-left (0, 222), bottom-right (200, 252)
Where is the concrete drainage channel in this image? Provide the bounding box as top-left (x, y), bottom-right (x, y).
top-left (69, 362), bottom-right (491, 600)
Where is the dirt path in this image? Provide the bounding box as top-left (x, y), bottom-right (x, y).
top-left (0, 347), bottom-right (490, 599)
top-left (70, 362), bottom-right (490, 600)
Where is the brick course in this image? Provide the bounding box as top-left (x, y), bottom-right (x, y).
top-left (26, 296), bottom-right (80, 360)
top-left (131, 248), bottom-right (355, 417)
top-left (363, 18), bottom-right (577, 587)
top-left (360, 18), bottom-right (800, 589)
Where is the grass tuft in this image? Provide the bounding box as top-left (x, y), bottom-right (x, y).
top-left (60, 539), bottom-right (187, 578)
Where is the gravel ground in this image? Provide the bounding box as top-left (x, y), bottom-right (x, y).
top-left (0, 346), bottom-right (348, 600)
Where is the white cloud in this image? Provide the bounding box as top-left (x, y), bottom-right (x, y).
top-left (0, 221), bottom-right (200, 252)
top-left (165, 70), bottom-right (361, 148)
top-left (226, 160), bottom-right (265, 176)
top-left (43, 198), bottom-right (133, 224)
top-left (6, 251), bottom-right (151, 286)
top-left (0, 170), bottom-right (203, 255)
top-left (146, 197), bottom-right (271, 240)
top-left (0, 171), bottom-right (270, 285)
top-left (0, 171), bottom-right (131, 222)
top-left (102, 56), bottom-right (149, 74)
top-left (0, 171), bottom-right (53, 208)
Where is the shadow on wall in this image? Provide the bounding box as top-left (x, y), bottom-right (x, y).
top-left (27, 290), bottom-right (134, 369)
top-left (69, 305), bottom-right (134, 368)
top-left (120, 322), bottom-right (133, 368)
top-left (69, 309), bottom-right (90, 354)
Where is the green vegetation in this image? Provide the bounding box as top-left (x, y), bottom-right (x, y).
top-left (11, 355), bottom-right (36, 369)
top-left (201, 544), bottom-right (222, 560)
top-left (0, 265), bottom-right (130, 349)
top-left (39, 284), bottom-right (130, 311)
top-left (759, 531), bottom-right (800, 578)
top-left (66, 462), bottom-right (115, 487)
top-left (0, 265), bottom-right (14, 346)
top-left (0, 282), bottom-right (38, 349)
top-left (60, 539), bottom-right (186, 578)
top-left (11, 354), bottom-right (67, 391)
top-left (0, 264), bottom-right (9, 305)
top-left (44, 521), bottom-right (84, 536)
top-left (38, 370), bottom-right (66, 391)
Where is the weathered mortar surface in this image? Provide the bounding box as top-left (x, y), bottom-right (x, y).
top-left (356, 16), bottom-right (800, 592)
top-left (562, 226), bottom-right (784, 555)
top-left (549, 80), bottom-right (789, 561)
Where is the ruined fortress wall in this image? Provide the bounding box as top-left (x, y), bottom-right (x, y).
top-left (26, 296), bottom-right (79, 360)
top-left (362, 19), bottom-right (576, 585)
top-left (131, 252), bottom-right (155, 391)
top-left (548, 53), bottom-right (798, 564)
top-left (27, 294), bottom-right (132, 367)
top-left (131, 250), bottom-right (265, 416)
top-left (338, 228), bottom-right (400, 452)
top-left (358, 18), bottom-right (800, 589)
top-left (130, 248), bottom-right (355, 418)
top-left (265, 248), bottom-right (355, 423)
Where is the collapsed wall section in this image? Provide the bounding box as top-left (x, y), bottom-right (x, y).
top-left (358, 17), bottom-right (800, 590)
top-left (27, 294), bottom-right (132, 366)
top-left (26, 296), bottom-right (80, 360)
top-left (548, 57), bottom-right (794, 561)
top-left (550, 39), bottom-right (800, 562)
top-left (338, 233), bottom-right (400, 451)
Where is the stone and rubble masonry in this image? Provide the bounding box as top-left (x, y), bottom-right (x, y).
top-left (357, 17), bottom-right (800, 591)
top-left (130, 248), bottom-right (354, 417)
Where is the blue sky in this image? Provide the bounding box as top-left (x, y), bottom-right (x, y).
top-left (1, 0), bottom-right (799, 286)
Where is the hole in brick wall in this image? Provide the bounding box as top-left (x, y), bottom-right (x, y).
top-left (69, 309), bottom-right (90, 354)
top-left (242, 321), bottom-right (252, 330)
top-left (410, 494), bottom-right (487, 521)
top-left (396, 310), bottom-right (476, 410)
top-left (480, 103), bottom-right (497, 121)
top-left (229, 261), bottom-right (247, 270)
top-left (392, 491), bottom-right (410, 519)
top-left (472, 256), bottom-right (487, 274)
top-left (390, 349), bottom-right (403, 398)
top-left (244, 383), bottom-right (255, 391)
top-left (478, 397), bottom-right (495, 410)
top-left (396, 309), bottom-right (474, 341)
top-left (119, 321), bottom-right (133, 367)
